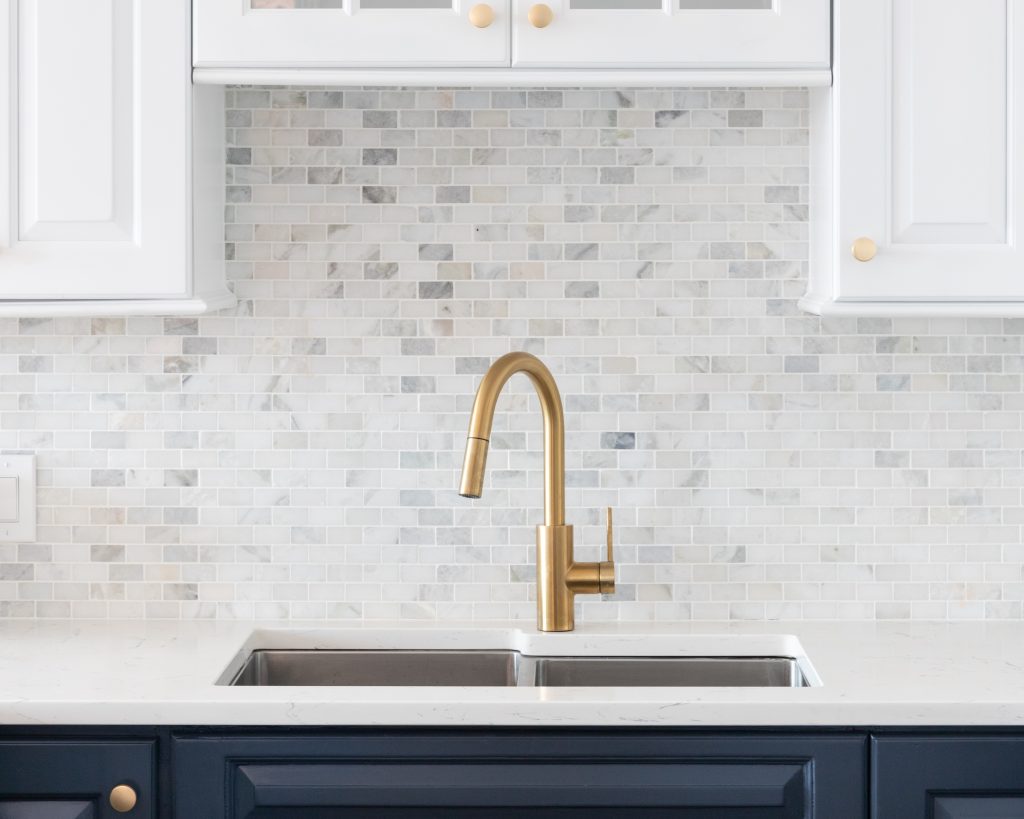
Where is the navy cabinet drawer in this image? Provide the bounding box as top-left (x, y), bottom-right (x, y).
top-left (174, 732), bottom-right (866, 819)
top-left (873, 736), bottom-right (1024, 819)
top-left (0, 740), bottom-right (156, 819)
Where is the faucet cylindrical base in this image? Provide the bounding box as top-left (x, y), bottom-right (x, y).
top-left (536, 524), bottom-right (575, 632)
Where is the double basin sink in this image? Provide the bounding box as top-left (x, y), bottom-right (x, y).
top-left (227, 649), bottom-right (809, 688)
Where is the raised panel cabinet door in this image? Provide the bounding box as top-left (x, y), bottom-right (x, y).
top-left (173, 732), bottom-right (866, 819)
top-left (830, 0), bottom-right (1024, 304)
top-left (193, 0), bottom-right (511, 68)
top-left (511, 0), bottom-right (829, 68)
top-left (0, 740), bottom-right (155, 819)
top-left (0, 0), bottom-right (190, 300)
top-left (873, 736), bottom-right (1024, 818)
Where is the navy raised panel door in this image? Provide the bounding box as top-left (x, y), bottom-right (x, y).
top-left (873, 736), bottom-right (1024, 819)
top-left (0, 741), bottom-right (156, 819)
top-left (173, 732), bottom-right (866, 819)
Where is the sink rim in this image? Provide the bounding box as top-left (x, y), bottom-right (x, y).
top-left (221, 647), bottom-right (813, 689)
top-left (214, 628), bottom-right (823, 688)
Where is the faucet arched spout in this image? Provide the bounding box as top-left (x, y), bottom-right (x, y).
top-left (458, 351), bottom-right (565, 527)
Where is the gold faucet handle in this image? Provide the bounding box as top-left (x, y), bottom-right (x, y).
top-left (600, 507), bottom-right (616, 594)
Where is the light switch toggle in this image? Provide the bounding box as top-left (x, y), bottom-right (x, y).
top-left (0, 477), bottom-right (18, 522)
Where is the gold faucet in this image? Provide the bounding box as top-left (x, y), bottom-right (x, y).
top-left (459, 351), bottom-right (615, 632)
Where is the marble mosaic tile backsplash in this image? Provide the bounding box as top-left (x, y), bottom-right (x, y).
top-left (2, 86), bottom-right (1024, 621)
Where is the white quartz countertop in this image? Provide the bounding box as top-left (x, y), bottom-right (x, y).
top-left (2, 619), bottom-right (1024, 726)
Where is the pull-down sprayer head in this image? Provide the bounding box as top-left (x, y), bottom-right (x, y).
top-left (458, 437), bottom-right (489, 500)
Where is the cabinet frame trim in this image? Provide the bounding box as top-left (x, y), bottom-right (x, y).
top-left (193, 67), bottom-right (832, 86)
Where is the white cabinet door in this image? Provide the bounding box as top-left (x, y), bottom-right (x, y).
top-left (0, 0), bottom-right (191, 301)
top-left (805, 0), bottom-right (1024, 313)
top-left (511, 0), bottom-right (829, 68)
top-left (194, 0), bottom-right (511, 68)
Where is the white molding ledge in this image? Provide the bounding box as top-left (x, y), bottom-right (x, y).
top-left (0, 292), bottom-right (237, 317)
top-left (193, 67), bottom-right (832, 88)
top-left (799, 295), bottom-right (1024, 318)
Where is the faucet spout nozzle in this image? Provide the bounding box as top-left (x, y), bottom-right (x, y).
top-left (459, 437), bottom-right (489, 499)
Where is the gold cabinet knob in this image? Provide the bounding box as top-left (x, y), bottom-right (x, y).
top-left (110, 784), bottom-right (138, 813)
top-left (468, 3), bottom-right (495, 27)
top-left (528, 3), bottom-right (554, 27)
top-left (852, 237), bottom-right (877, 262)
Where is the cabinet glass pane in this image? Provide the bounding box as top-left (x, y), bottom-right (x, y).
top-left (679, 0), bottom-right (771, 8)
top-left (361, 0), bottom-right (452, 7)
top-left (571, 0), bottom-right (661, 8)
top-left (251, 0), bottom-right (454, 6)
top-left (251, 0), bottom-right (345, 8)
top-left (571, 0), bottom-right (771, 8)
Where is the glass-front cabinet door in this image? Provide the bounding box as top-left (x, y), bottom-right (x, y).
top-left (511, 0), bottom-right (829, 67)
top-left (194, 0), bottom-right (511, 67)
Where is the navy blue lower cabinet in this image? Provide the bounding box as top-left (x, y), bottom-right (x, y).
top-left (0, 740), bottom-right (156, 819)
top-left (173, 732), bottom-right (866, 819)
top-left (873, 736), bottom-right (1024, 818)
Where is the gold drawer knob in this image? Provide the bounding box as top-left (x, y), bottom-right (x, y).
top-left (852, 237), bottom-right (877, 262)
top-left (468, 3), bottom-right (495, 27)
top-left (528, 3), bottom-right (554, 27)
top-left (110, 784), bottom-right (138, 813)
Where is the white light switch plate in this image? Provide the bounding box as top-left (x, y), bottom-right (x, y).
top-left (0, 455), bottom-right (35, 542)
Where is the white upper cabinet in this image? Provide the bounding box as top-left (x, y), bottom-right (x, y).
top-left (511, 0), bottom-right (829, 69)
top-left (0, 0), bottom-right (231, 314)
top-left (194, 0), bottom-right (512, 68)
top-left (192, 0), bottom-right (829, 81)
top-left (804, 0), bottom-right (1024, 315)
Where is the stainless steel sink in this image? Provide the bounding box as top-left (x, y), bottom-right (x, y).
top-left (225, 649), bottom-right (808, 688)
top-left (532, 656), bottom-right (805, 687)
top-left (230, 650), bottom-right (519, 687)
